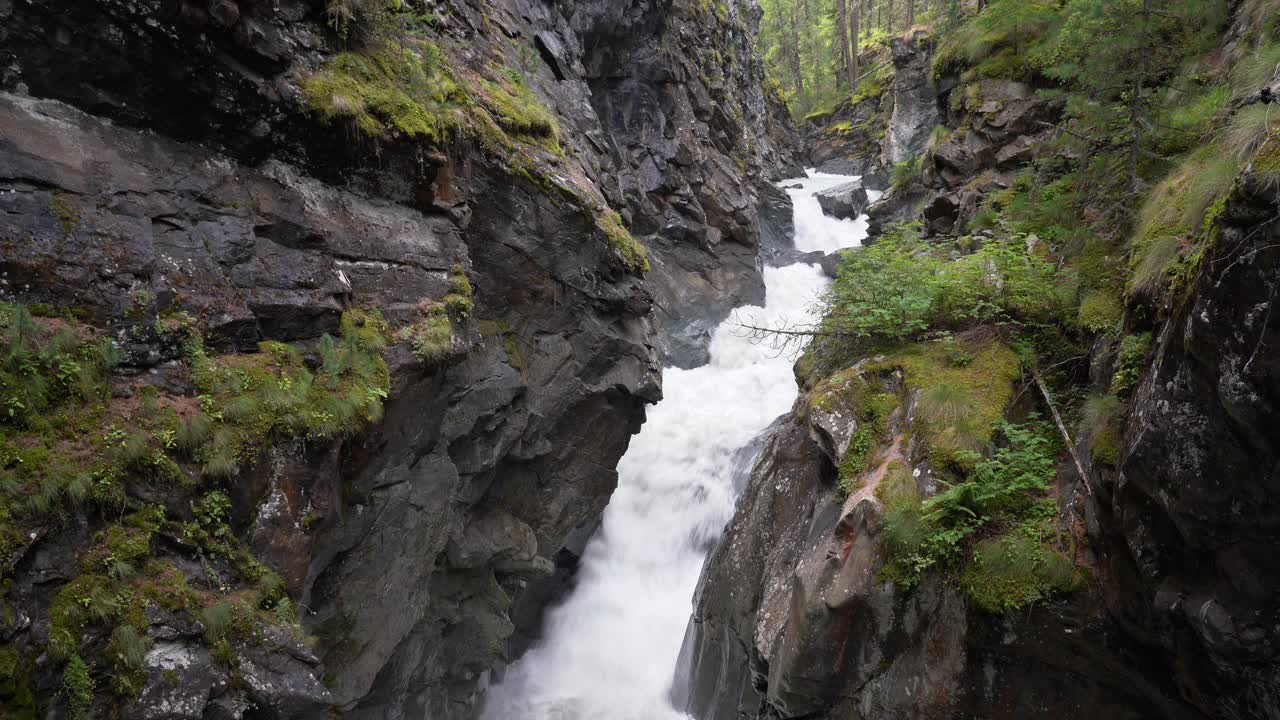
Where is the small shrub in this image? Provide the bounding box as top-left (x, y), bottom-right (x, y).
top-left (890, 153), bottom-right (926, 190)
top-left (62, 655), bottom-right (94, 720)
top-left (1111, 332), bottom-right (1153, 396)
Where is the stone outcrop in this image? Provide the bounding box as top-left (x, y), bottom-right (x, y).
top-left (0, 0), bottom-right (798, 717)
top-left (1108, 174), bottom-right (1280, 719)
top-left (884, 30), bottom-right (941, 166)
top-left (676, 369), bottom-right (1206, 720)
top-left (815, 179), bottom-right (870, 220)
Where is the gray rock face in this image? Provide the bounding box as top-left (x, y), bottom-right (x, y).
top-left (814, 179), bottom-right (870, 221)
top-left (1114, 176), bottom-right (1280, 720)
top-left (0, 0), bottom-right (798, 717)
top-left (884, 31), bottom-right (942, 166)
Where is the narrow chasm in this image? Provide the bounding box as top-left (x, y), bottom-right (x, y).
top-left (3, 1), bottom-right (1280, 719)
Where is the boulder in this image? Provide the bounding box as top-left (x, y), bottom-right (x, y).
top-left (815, 179), bottom-right (870, 220)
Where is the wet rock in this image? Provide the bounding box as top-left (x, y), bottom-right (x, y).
top-left (815, 179), bottom-right (870, 221)
top-left (1115, 178), bottom-right (1280, 719)
top-left (885, 31), bottom-right (942, 165)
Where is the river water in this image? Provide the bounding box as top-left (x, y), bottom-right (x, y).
top-left (479, 172), bottom-right (875, 720)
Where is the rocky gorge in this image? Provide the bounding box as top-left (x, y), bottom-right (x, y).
top-left (2, 0), bottom-right (1280, 719)
top-left (0, 0), bottom-right (800, 716)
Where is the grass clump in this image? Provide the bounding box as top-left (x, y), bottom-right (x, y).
top-left (188, 310), bottom-right (391, 471)
top-left (960, 523), bottom-right (1085, 612)
top-left (62, 654), bottom-right (94, 720)
top-left (1128, 145), bottom-right (1239, 297)
top-left (0, 304), bottom-right (118, 428)
top-left (302, 39), bottom-right (470, 142)
top-left (890, 154), bottom-right (926, 190)
top-left (870, 340), bottom-right (1020, 473)
top-left (1080, 393), bottom-right (1124, 466)
top-left (398, 301), bottom-right (455, 365)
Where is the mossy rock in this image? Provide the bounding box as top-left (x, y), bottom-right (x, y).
top-left (868, 338), bottom-right (1020, 473)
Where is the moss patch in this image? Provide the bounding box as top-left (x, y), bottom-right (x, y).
top-left (597, 209), bottom-right (650, 274)
top-left (868, 339), bottom-right (1020, 473)
top-left (301, 40), bottom-right (471, 142)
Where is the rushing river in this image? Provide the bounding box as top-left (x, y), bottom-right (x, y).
top-left (479, 172), bottom-right (875, 720)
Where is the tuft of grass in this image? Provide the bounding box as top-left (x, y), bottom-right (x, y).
top-left (201, 601), bottom-right (236, 643)
top-left (1230, 41), bottom-right (1280, 99)
top-left (302, 39), bottom-right (471, 142)
top-left (398, 302), bottom-right (455, 365)
top-left (1128, 146), bottom-right (1239, 297)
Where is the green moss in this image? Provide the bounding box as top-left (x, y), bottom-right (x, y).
top-left (869, 339), bottom-right (1020, 473)
top-left (477, 320), bottom-right (525, 371)
top-left (960, 524), bottom-right (1086, 612)
top-left (875, 460), bottom-right (918, 506)
top-left (1077, 291), bottom-right (1122, 334)
top-left (302, 40), bottom-right (470, 142)
top-left (442, 265), bottom-right (475, 317)
top-left (1090, 424), bottom-right (1122, 466)
top-left (597, 209), bottom-right (650, 274)
top-left (49, 193), bottom-right (78, 236)
top-left (1129, 145), bottom-right (1239, 297)
top-left (474, 73), bottom-right (559, 147)
top-left (188, 310), bottom-right (390, 471)
top-left (806, 369), bottom-right (898, 495)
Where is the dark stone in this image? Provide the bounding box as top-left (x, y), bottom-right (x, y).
top-left (814, 178), bottom-right (870, 220)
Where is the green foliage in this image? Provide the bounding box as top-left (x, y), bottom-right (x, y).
top-left (188, 310), bottom-right (391, 471)
top-left (398, 302), bottom-right (455, 364)
top-left (49, 193), bottom-right (79, 236)
top-left (818, 227), bottom-right (1066, 366)
top-left (62, 654), bottom-right (94, 720)
top-left (890, 154), bottom-right (925, 190)
top-left (1229, 40), bottom-right (1280, 98)
top-left (870, 340), bottom-right (1020, 473)
top-left (933, 0), bottom-right (1059, 79)
top-left (0, 304), bottom-right (116, 428)
top-left (1111, 332), bottom-right (1152, 396)
top-left (443, 265), bottom-right (475, 317)
top-left (1129, 145), bottom-right (1238, 297)
top-left (880, 420), bottom-right (1079, 612)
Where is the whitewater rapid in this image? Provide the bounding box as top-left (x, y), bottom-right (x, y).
top-left (479, 172), bottom-right (876, 720)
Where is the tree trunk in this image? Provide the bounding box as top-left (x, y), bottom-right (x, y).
top-left (836, 0), bottom-right (852, 90)
top-left (907, 0), bottom-right (914, 27)
top-left (887, 0), bottom-right (894, 33)
top-left (788, 2), bottom-right (804, 94)
top-left (850, 0), bottom-right (860, 89)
